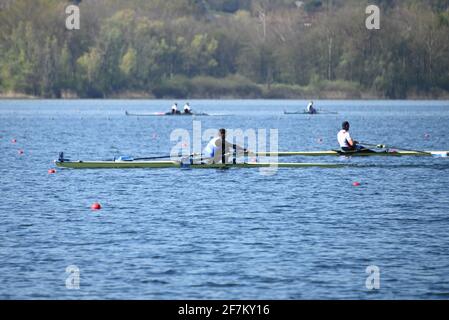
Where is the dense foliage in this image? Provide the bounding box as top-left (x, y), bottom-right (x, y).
top-left (0, 0), bottom-right (448, 98)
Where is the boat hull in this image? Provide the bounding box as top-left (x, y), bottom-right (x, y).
top-left (255, 150), bottom-right (449, 157)
top-left (125, 111), bottom-right (208, 117)
top-left (284, 111), bottom-right (338, 115)
top-left (54, 160), bottom-right (344, 169)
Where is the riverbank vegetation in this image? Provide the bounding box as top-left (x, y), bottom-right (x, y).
top-left (0, 0), bottom-right (448, 99)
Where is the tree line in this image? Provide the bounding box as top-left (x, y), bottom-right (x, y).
top-left (0, 0), bottom-right (448, 99)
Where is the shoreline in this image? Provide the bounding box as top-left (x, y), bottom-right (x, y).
top-left (2, 89), bottom-right (449, 101)
top-left (2, 81), bottom-right (448, 101)
top-left (1, 96), bottom-right (449, 101)
top-left (2, 86), bottom-right (449, 101)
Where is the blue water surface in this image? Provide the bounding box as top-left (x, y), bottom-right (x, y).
top-left (1, 99), bottom-right (449, 299)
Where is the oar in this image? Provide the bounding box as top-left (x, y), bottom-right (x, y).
top-left (132, 150), bottom-right (250, 163)
top-left (125, 153), bottom-right (201, 161)
top-left (359, 142), bottom-right (431, 155)
top-left (133, 155), bottom-right (175, 161)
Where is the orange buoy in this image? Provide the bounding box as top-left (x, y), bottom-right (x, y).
top-left (91, 202), bottom-right (102, 210)
top-left (48, 169), bottom-right (56, 174)
top-left (18, 149), bottom-right (24, 155)
top-left (11, 139), bottom-right (17, 143)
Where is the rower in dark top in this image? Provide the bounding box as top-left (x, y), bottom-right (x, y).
top-left (306, 101), bottom-right (317, 114)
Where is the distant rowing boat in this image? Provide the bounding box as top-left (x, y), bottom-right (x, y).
top-left (284, 110), bottom-right (338, 115)
top-left (125, 111), bottom-right (209, 117)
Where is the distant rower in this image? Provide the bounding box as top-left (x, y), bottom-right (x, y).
top-left (338, 121), bottom-right (367, 152)
top-left (306, 101), bottom-right (317, 114)
top-left (203, 128), bottom-right (248, 163)
top-left (183, 102), bottom-right (191, 114)
top-left (171, 103), bottom-right (179, 114)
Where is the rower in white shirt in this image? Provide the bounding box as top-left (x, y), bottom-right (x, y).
top-left (171, 103), bottom-right (179, 114)
top-left (337, 121), bottom-right (368, 152)
top-left (183, 102), bottom-right (192, 114)
top-left (203, 129), bottom-right (249, 164)
top-left (306, 101), bottom-right (317, 114)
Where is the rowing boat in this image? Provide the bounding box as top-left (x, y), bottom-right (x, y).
top-left (54, 160), bottom-right (344, 169)
top-left (53, 145), bottom-right (448, 170)
top-left (54, 160), bottom-right (343, 169)
top-left (284, 110), bottom-right (338, 115)
top-left (54, 149), bottom-right (449, 170)
top-left (125, 111), bottom-right (209, 117)
top-left (253, 150), bottom-right (449, 157)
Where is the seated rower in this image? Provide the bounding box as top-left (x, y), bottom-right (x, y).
top-left (171, 103), bottom-right (179, 114)
top-left (203, 128), bottom-right (248, 164)
top-left (306, 101), bottom-right (317, 114)
top-left (183, 102), bottom-right (192, 114)
top-left (337, 121), bottom-right (369, 152)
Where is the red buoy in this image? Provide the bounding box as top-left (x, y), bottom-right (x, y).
top-left (18, 149), bottom-right (24, 155)
top-left (352, 182), bottom-right (361, 187)
top-left (48, 169), bottom-right (56, 174)
top-left (91, 202), bottom-right (102, 210)
top-left (11, 139), bottom-right (17, 143)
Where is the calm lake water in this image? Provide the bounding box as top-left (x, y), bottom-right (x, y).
top-left (1, 99), bottom-right (449, 299)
